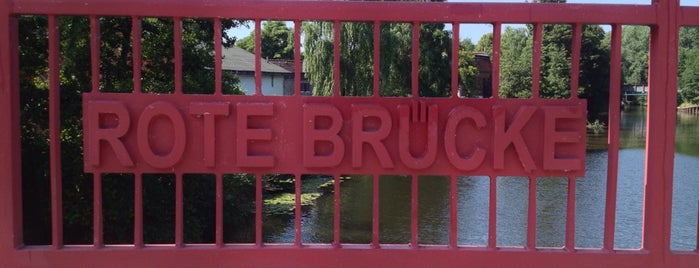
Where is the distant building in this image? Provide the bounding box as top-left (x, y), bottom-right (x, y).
top-left (267, 59), bottom-right (313, 95)
top-left (221, 46), bottom-right (291, 95)
top-left (474, 53), bottom-right (492, 98)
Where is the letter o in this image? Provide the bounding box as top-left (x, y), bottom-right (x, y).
top-left (137, 101), bottom-right (187, 168)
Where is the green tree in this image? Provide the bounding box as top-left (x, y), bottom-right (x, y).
top-left (578, 24), bottom-right (610, 119)
top-left (302, 0), bottom-right (451, 97)
top-left (458, 38), bottom-right (479, 97)
top-left (621, 26), bottom-right (649, 86)
top-left (19, 16), bottom-right (245, 244)
top-left (499, 26), bottom-right (532, 98)
top-left (475, 32), bottom-right (493, 55)
top-left (679, 27), bottom-right (699, 104)
top-left (237, 21), bottom-right (294, 60)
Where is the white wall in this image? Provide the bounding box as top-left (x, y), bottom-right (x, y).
top-left (238, 73), bottom-right (285, 96)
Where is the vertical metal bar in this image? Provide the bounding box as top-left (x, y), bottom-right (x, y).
top-left (449, 175), bottom-right (457, 248)
top-left (132, 16), bottom-right (141, 93)
top-left (255, 19), bottom-right (262, 96)
top-left (215, 173), bottom-right (223, 247)
top-left (175, 173), bottom-right (183, 247)
top-left (255, 173), bottom-right (262, 246)
top-left (93, 173), bottom-right (103, 248)
top-left (373, 21), bottom-right (380, 97)
top-left (488, 176), bottom-right (497, 249)
top-left (451, 23), bottom-right (459, 99)
top-left (294, 20), bottom-right (301, 96)
top-left (134, 173), bottom-right (143, 247)
top-left (411, 22), bottom-right (419, 97)
top-left (333, 21), bottom-right (341, 97)
top-left (492, 22), bottom-right (501, 99)
top-left (411, 175), bottom-right (418, 247)
top-left (90, 16), bottom-right (100, 93)
top-left (604, 23), bottom-right (622, 251)
top-left (214, 18), bottom-right (222, 95)
top-left (531, 23), bottom-right (542, 99)
top-left (645, 0), bottom-right (679, 260)
top-left (0, 0), bottom-right (23, 249)
top-left (333, 174), bottom-right (341, 247)
top-left (570, 23), bottom-right (582, 98)
top-left (174, 18), bottom-right (182, 94)
top-left (565, 176), bottom-right (576, 251)
top-left (696, 206), bottom-right (698, 253)
top-left (294, 174), bottom-right (301, 247)
top-left (48, 15), bottom-right (63, 249)
top-left (372, 175), bottom-right (379, 248)
top-left (527, 176), bottom-right (536, 250)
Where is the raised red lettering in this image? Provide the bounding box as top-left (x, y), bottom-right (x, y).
top-left (302, 103), bottom-right (345, 168)
top-left (543, 106), bottom-right (583, 171)
top-left (85, 101), bottom-right (134, 167)
top-left (236, 102), bottom-right (274, 167)
top-left (189, 102), bottom-right (230, 167)
top-left (137, 101), bottom-right (186, 169)
top-left (493, 106), bottom-right (536, 172)
top-left (444, 106), bottom-right (487, 171)
top-left (351, 104), bottom-right (394, 169)
top-left (398, 103), bottom-right (438, 169)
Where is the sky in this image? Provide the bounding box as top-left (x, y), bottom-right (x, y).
top-left (228, 0), bottom-right (697, 45)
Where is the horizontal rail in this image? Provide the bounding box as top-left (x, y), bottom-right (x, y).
top-left (10, 0), bottom-right (658, 25)
top-left (6, 245), bottom-right (656, 268)
top-left (680, 6), bottom-right (699, 25)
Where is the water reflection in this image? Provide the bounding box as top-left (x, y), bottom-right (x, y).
top-left (267, 108), bottom-right (698, 250)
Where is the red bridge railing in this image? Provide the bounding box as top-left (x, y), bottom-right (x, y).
top-left (1, 0), bottom-right (698, 267)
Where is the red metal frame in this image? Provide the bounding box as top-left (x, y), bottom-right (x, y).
top-left (1, 0), bottom-right (698, 267)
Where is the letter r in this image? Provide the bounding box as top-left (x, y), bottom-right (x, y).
top-left (85, 101), bottom-right (134, 167)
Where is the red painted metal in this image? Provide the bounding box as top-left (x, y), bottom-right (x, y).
top-left (1, 0), bottom-right (698, 267)
top-left (214, 18), bottom-right (222, 95)
top-left (134, 173), bottom-right (143, 247)
top-left (132, 16), bottom-right (142, 93)
top-left (569, 23), bottom-right (581, 97)
top-left (48, 14), bottom-right (63, 249)
top-left (373, 21), bottom-right (380, 97)
top-left (491, 22), bottom-right (501, 98)
top-left (333, 20), bottom-right (340, 97)
top-left (488, 175), bottom-right (497, 249)
top-left (93, 173), bottom-right (103, 248)
top-left (527, 176), bottom-right (537, 250)
top-left (81, 94), bottom-right (586, 176)
top-left (531, 23), bottom-right (542, 99)
top-left (604, 23), bottom-right (623, 251)
top-left (565, 176), bottom-right (575, 251)
top-left (372, 175), bottom-right (379, 248)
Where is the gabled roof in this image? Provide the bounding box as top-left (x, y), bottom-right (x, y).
top-left (221, 46), bottom-right (291, 74)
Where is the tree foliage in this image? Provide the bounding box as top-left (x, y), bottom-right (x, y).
top-left (237, 21), bottom-right (294, 60)
top-left (475, 33), bottom-right (493, 55)
top-left (458, 38), bottom-right (479, 97)
top-left (302, 1), bottom-right (451, 97)
top-left (621, 26), bottom-right (649, 86)
top-left (679, 27), bottom-right (699, 104)
top-left (19, 16), bottom-right (244, 244)
top-left (499, 26), bottom-right (532, 98)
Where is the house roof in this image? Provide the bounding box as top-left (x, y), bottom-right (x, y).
top-left (221, 46), bottom-right (291, 74)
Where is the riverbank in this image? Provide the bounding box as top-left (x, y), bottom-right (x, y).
top-left (263, 175), bottom-right (336, 215)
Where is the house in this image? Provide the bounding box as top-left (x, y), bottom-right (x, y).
top-left (221, 46), bottom-right (291, 95)
top-left (267, 59), bottom-right (313, 95)
top-left (474, 53), bottom-right (493, 98)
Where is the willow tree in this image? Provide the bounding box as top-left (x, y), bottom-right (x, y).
top-left (237, 21), bottom-right (294, 60)
top-left (302, 1), bottom-right (451, 97)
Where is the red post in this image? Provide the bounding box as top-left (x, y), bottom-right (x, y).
top-left (0, 0), bottom-right (22, 252)
top-left (645, 1), bottom-right (679, 266)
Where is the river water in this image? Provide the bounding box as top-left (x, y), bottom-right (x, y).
top-left (265, 107), bottom-right (699, 250)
